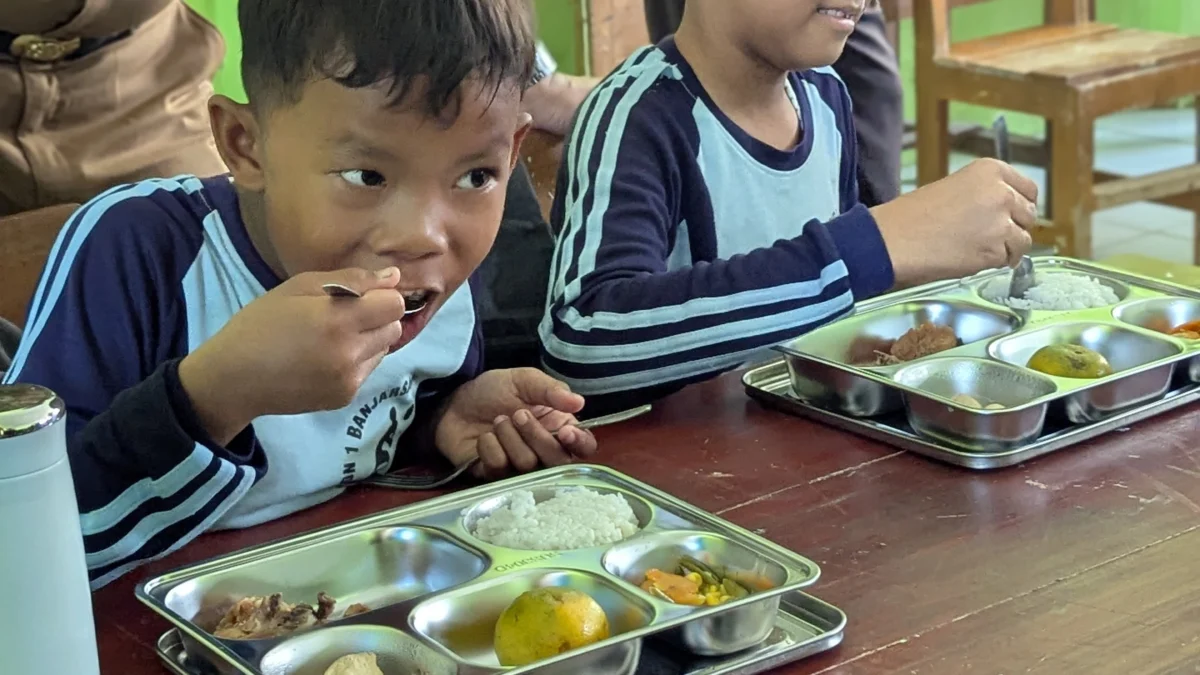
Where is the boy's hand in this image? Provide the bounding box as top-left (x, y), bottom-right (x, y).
top-left (435, 368), bottom-right (598, 479)
top-left (871, 158), bottom-right (1038, 287)
top-left (179, 267), bottom-right (406, 445)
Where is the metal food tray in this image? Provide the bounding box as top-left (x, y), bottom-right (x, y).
top-left (744, 358), bottom-right (1200, 470)
top-left (155, 591), bottom-right (845, 675)
top-left (137, 465), bottom-right (843, 675)
top-left (770, 258), bottom-right (1200, 456)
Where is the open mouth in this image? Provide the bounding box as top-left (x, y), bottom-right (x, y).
top-left (401, 289), bottom-right (432, 315)
top-left (816, 5), bottom-right (862, 21)
top-left (389, 291), bottom-right (437, 354)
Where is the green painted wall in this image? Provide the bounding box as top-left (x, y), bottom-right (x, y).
top-left (904, 0), bottom-right (1200, 139)
top-left (185, 0), bottom-right (579, 103)
top-left (533, 1), bottom-right (582, 76)
top-left (190, 0), bottom-right (1200, 132)
top-left (185, 0), bottom-right (245, 101)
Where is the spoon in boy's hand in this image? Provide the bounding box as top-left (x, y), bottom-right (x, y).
top-left (321, 282), bottom-right (427, 315)
top-left (992, 115), bottom-right (1036, 298)
top-left (548, 403), bottom-right (653, 437)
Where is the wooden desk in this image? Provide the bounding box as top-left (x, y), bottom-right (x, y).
top-left (91, 370), bottom-right (1200, 673)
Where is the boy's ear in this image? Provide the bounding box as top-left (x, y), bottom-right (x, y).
top-left (508, 112), bottom-right (535, 172)
top-left (209, 95), bottom-right (267, 191)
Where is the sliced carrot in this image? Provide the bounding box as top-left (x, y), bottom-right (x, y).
top-left (642, 569), bottom-right (705, 605)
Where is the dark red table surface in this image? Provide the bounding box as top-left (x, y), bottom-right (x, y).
top-left (92, 370), bottom-right (1200, 674)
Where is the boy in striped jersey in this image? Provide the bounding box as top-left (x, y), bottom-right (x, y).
top-left (4, 0), bottom-right (598, 588)
top-left (541, 0), bottom-right (1039, 414)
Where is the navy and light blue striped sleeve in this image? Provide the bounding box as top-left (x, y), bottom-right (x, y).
top-left (539, 50), bottom-right (894, 407)
top-left (2, 180), bottom-right (266, 589)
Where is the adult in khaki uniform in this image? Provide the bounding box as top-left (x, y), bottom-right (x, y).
top-left (0, 0), bottom-right (227, 216)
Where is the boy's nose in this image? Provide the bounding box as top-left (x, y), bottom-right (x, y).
top-left (380, 208), bottom-right (450, 262)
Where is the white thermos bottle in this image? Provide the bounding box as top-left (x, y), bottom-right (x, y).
top-left (0, 384), bottom-right (101, 674)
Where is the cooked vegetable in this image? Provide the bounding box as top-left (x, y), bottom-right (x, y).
top-left (1169, 320), bottom-right (1200, 340)
top-left (640, 557), bottom-right (758, 607)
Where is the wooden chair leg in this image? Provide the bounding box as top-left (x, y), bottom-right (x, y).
top-left (1043, 112), bottom-right (1095, 258)
top-left (916, 95), bottom-right (950, 187)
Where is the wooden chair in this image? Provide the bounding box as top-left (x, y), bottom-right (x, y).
top-left (879, 0), bottom-right (994, 62)
top-left (879, 0), bottom-right (1021, 151)
top-left (912, 0), bottom-right (1200, 261)
top-left (0, 204), bottom-right (76, 328)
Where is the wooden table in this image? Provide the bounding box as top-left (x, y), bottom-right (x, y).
top-left (91, 369), bottom-right (1200, 674)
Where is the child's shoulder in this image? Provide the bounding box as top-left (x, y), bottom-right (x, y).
top-left (792, 67), bottom-right (851, 101)
top-left (588, 45), bottom-right (695, 117)
top-left (62, 175), bottom-right (227, 271)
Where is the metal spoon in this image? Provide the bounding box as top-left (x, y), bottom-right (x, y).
top-left (992, 116), bottom-right (1036, 299)
top-left (549, 403), bottom-right (653, 437)
top-left (322, 282), bottom-right (427, 315)
top-left (1008, 255), bottom-right (1035, 299)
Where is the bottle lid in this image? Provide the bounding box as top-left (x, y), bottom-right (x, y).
top-left (0, 384), bottom-right (66, 478)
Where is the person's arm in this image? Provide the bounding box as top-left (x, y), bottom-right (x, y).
top-left (522, 41), bottom-right (600, 138)
top-left (540, 83), bottom-right (894, 401)
top-left (3, 188), bottom-right (266, 589)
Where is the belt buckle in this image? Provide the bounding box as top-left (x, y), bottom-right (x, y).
top-left (10, 34), bottom-right (82, 62)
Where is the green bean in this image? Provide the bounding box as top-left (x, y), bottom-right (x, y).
top-left (722, 578), bottom-right (750, 598)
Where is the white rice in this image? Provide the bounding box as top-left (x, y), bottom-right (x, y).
top-left (471, 488), bottom-right (640, 550)
top-left (982, 274), bottom-right (1119, 311)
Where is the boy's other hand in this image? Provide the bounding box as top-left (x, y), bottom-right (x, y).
top-left (179, 267), bottom-right (405, 445)
top-left (434, 368), bottom-right (599, 479)
top-left (871, 158), bottom-right (1037, 287)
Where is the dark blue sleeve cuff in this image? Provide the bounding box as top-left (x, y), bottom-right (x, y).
top-left (162, 358), bottom-right (260, 463)
top-left (826, 203), bottom-right (895, 300)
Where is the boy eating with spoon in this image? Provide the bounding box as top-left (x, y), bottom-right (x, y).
top-left (3, 0), bottom-right (596, 588)
top-left (540, 0), bottom-right (1040, 414)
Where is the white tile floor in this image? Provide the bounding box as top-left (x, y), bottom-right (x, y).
top-left (900, 108), bottom-right (1198, 264)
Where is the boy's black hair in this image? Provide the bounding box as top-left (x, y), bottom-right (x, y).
top-left (239, 0), bottom-right (536, 117)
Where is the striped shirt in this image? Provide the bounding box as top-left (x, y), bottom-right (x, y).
top-left (540, 40), bottom-right (895, 411)
top-left (4, 176), bottom-right (481, 588)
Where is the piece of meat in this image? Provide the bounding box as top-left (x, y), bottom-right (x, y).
top-left (211, 592), bottom-right (336, 640)
top-left (872, 350), bottom-right (902, 366)
top-left (316, 592), bottom-right (336, 621)
top-left (889, 323), bottom-right (958, 362)
top-left (848, 336), bottom-right (897, 365)
top-left (277, 603), bottom-right (322, 634)
top-left (344, 603), bottom-right (371, 618)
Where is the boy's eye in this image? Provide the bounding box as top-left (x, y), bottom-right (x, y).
top-left (339, 169), bottom-right (386, 188)
top-left (455, 168), bottom-right (497, 191)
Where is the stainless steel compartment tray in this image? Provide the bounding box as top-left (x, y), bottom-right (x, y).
top-left (773, 258), bottom-right (1200, 447)
top-left (155, 591), bottom-right (847, 675)
top-left (781, 259), bottom-right (1199, 398)
top-left (137, 466), bottom-right (826, 675)
top-left (744, 358), bottom-right (1200, 470)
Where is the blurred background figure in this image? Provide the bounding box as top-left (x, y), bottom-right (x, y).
top-left (0, 1), bottom-right (226, 216)
top-left (476, 41), bottom-right (600, 370)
